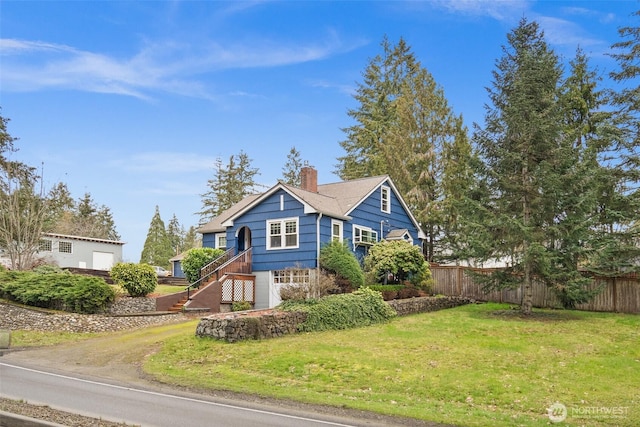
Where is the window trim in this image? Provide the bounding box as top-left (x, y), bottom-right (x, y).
top-left (58, 241), bottom-right (73, 254)
top-left (381, 185), bottom-right (391, 213)
top-left (266, 217), bottom-right (299, 250)
top-left (38, 239), bottom-right (52, 252)
top-left (216, 234), bottom-right (227, 249)
top-left (353, 225), bottom-right (378, 246)
top-left (331, 219), bottom-right (343, 242)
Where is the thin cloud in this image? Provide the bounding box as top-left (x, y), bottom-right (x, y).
top-left (420, 0), bottom-right (531, 22)
top-left (537, 16), bottom-right (602, 49)
top-left (0, 31), bottom-right (361, 100)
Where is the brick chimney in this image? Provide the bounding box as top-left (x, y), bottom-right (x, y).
top-left (300, 165), bottom-right (318, 192)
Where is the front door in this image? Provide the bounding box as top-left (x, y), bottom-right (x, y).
top-left (237, 226), bottom-right (252, 251)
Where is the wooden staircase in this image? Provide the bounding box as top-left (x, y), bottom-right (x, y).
top-left (167, 296), bottom-right (189, 313)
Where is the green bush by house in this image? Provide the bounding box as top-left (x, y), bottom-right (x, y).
top-left (279, 287), bottom-right (396, 332)
top-left (110, 262), bottom-right (157, 297)
top-left (319, 240), bottom-right (365, 291)
top-left (364, 240), bottom-right (433, 290)
top-left (181, 247), bottom-right (225, 283)
top-left (0, 269), bottom-right (115, 314)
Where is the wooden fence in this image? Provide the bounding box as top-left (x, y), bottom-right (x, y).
top-left (430, 265), bottom-right (639, 314)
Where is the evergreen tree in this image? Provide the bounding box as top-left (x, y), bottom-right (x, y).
top-left (595, 9), bottom-right (640, 276)
top-left (544, 48), bottom-right (610, 307)
top-left (336, 36), bottom-right (421, 180)
top-left (281, 146), bottom-right (303, 186)
top-left (335, 36), bottom-right (472, 261)
top-left (385, 67), bottom-right (469, 261)
top-left (49, 192), bottom-right (120, 240)
top-left (45, 182), bottom-right (74, 227)
top-left (470, 18), bottom-right (565, 314)
top-left (198, 151), bottom-right (260, 221)
top-left (183, 225), bottom-right (201, 250)
top-left (438, 116), bottom-right (479, 264)
top-left (140, 206), bottom-right (173, 268)
top-left (166, 214), bottom-right (185, 256)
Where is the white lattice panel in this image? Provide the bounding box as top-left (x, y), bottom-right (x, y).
top-left (221, 277), bottom-right (255, 302)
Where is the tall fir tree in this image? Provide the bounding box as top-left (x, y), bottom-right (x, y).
top-left (336, 36), bottom-right (472, 261)
top-left (281, 146), bottom-right (303, 186)
top-left (50, 192), bottom-right (120, 240)
top-left (336, 36), bottom-right (421, 180)
top-left (594, 9), bottom-right (640, 276)
top-left (385, 67), bottom-right (469, 261)
top-left (198, 151), bottom-right (260, 221)
top-left (140, 206), bottom-right (173, 268)
top-left (543, 48), bottom-right (610, 307)
top-left (470, 18), bottom-right (566, 314)
top-left (166, 214), bottom-right (185, 256)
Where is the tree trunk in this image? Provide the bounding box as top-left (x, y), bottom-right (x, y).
top-left (521, 164), bottom-right (533, 315)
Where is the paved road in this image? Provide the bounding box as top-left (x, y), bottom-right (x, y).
top-left (0, 361), bottom-right (364, 427)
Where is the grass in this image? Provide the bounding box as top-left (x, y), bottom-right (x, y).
top-left (143, 303), bottom-right (639, 426)
top-left (8, 303), bottom-right (639, 426)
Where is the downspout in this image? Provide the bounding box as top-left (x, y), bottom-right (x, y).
top-left (316, 213), bottom-right (323, 269)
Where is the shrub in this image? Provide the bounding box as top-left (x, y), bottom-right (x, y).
top-left (181, 247), bottom-right (225, 283)
top-left (319, 240), bottom-right (365, 291)
top-left (110, 263), bottom-right (157, 297)
top-left (365, 284), bottom-right (404, 301)
top-left (279, 287), bottom-right (396, 332)
top-left (231, 300), bottom-right (252, 312)
top-left (363, 240), bottom-right (434, 290)
top-left (0, 270), bottom-right (115, 313)
top-left (279, 268), bottom-right (338, 302)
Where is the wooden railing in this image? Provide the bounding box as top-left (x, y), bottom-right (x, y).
top-left (186, 248), bottom-right (252, 300)
top-left (214, 248), bottom-right (252, 281)
top-left (200, 248), bottom-right (235, 280)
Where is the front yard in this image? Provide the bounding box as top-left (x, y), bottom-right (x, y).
top-left (144, 303), bottom-right (639, 426)
top-left (8, 302), bottom-right (639, 426)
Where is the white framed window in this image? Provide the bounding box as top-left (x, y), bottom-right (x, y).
top-left (59, 241), bottom-right (73, 253)
top-left (216, 234), bottom-right (227, 249)
top-left (267, 217), bottom-right (299, 250)
top-left (381, 185), bottom-right (390, 213)
top-left (273, 268), bottom-right (312, 285)
top-left (331, 220), bottom-right (343, 242)
top-left (353, 225), bottom-right (378, 246)
top-left (39, 239), bottom-right (52, 252)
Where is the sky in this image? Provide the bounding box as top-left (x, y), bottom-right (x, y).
top-left (1, 1), bottom-right (638, 262)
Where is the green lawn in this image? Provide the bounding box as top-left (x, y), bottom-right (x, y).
top-left (144, 303), bottom-right (639, 426)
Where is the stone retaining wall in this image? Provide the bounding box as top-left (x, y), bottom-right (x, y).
top-left (196, 296), bottom-right (473, 342)
top-left (107, 297), bottom-right (156, 315)
top-left (0, 302), bottom-right (185, 333)
top-left (387, 296), bottom-right (474, 316)
top-left (196, 310), bottom-right (307, 343)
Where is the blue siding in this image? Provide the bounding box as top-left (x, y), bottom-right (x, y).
top-left (201, 179), bottom-right (423, 274)
top-left (228, 189), bottom-right (318, 272)
top-left (202, 233), bottom-right (215, 249)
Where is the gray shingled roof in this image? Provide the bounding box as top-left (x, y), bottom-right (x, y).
top-left (197, 193), bottom-right (261, 233)
top-left (196, 174), bottom-right (424, 236)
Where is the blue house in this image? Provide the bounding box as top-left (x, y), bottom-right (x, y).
top-left (193, 166), bottom-right (426, 310)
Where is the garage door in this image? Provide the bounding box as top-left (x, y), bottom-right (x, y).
top-left (93, 251), bottom-right (114, 270)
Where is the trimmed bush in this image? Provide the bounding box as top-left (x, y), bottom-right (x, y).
top-left (279, 287), bottom-right (396, 332)
top-left (110, 263), bottom-right (157, 297)
top-left (319, 240), bottom-right (365, 291)
top-left (181, 247), bottom-right (225, 283)
top-left (364, 240), bottom-right (434, 290)
top-left (0, 270), bottom-right (115, 314)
